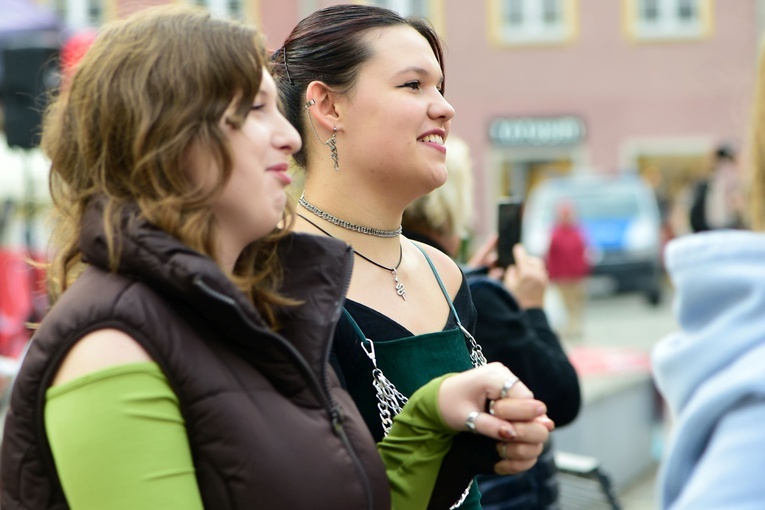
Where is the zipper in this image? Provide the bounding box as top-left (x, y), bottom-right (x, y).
top-left (322, 248), bottom-right (375, 510)
top-left (193, 278), bottom-right (327, 405)
top-left (195, 264), bottom-right (376, 510)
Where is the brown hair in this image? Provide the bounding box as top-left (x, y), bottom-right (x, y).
top-left (43, 5), bottom-right (293, 326)
top-left (270, 4), bottom-right (445, 168)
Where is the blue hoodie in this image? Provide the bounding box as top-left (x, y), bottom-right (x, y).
top-left (653, 230), bottom-right (765, 509)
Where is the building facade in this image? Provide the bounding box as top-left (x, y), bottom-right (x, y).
top-left (47, 0), bottom-right (765, 235)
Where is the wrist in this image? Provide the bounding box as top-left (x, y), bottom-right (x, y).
top-left (518, 298), bottom-right (544, 309)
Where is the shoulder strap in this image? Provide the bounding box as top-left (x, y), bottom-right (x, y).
top-left (342, 308), bottom-right (368, 344)
top-left (411, 242), bottom-right (464, 327)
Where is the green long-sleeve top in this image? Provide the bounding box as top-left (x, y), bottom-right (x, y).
top-left (45, 362), bottom-right (456, 510)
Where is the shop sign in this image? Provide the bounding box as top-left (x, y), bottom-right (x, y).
top-left (489, 116), bottom-right (586, 147)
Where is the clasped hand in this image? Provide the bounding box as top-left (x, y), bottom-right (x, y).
top-left (438, 362), bottom-right (554, 475)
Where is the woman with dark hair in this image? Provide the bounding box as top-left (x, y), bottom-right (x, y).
top-left (272, 5), bottom-right (553, 509)
top-left (0, 6), bottom-right (549, 510)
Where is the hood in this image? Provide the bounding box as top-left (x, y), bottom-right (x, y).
top-left (653, 230), bottom-right (765, 414)
top-left (652, 230), bottom-right (765, 509)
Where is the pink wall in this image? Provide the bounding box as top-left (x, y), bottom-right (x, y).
top-left (258, 1), bottom-right (299, 50)
top-left (441, 0), bottom-right (758, 233)
top-left (109, 0), bottom-right (760, 236)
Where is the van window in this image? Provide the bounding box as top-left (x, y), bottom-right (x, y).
top-left (538, 187), bottom-right (640, 223)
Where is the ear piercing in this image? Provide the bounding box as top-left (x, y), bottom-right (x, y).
top-left (304, 99), bottom-right (339, 171)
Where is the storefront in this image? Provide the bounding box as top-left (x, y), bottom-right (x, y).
top-left (487, 115), bottom-right (589, 200)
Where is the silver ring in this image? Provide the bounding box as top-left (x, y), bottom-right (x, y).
top-left (500, 376), bottom-right (520, 399)
top-left (488, 400), bottom-right (496, 416)
top-left (465, 411), bottom-right (480, 433)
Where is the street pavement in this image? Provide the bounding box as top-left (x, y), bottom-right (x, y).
top-left (580, 284), bottom-right (678, 351)
top-left (565, 282), bottom-right (679, 510)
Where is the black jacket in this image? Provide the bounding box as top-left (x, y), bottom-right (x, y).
top-left (467, 273), bottom-right (580, 510)
top-left (466, 274), bottom-right (580, 426)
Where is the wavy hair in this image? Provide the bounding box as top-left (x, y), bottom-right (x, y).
top-left (43, 5), bottom-right (294, 326)
top-left (270, 4), bottom-right (445, 169)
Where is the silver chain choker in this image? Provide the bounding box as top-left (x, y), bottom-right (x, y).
top-left (298, 192), bottom-right (402, 238)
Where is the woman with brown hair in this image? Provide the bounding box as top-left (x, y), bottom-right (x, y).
top-left (0, 6), bottom-right (548, 509)
top-left (273, 5), bottom-right (553, 509)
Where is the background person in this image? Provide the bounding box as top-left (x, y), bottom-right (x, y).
top-left (403, 135), bottom-right (581, 510)
top-left (0, 7), bottom-right (550, 510)
top-left (272, 5), bottom-right (553, 509)
top-left (545, 201), bottom-right (590, 340)
top-left (688, 144), bottom-right (745, 233)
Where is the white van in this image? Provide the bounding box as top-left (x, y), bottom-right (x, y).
top-left (522, 174), bottom-right (663, 305)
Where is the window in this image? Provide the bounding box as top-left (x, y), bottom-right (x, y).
top-left (367, 0), bottom-right (429, 18)
top-left (489, 0), bottom-right (578, 46)
top-left (362, 0), bottom-right (445, 36)
top-left (190, 0), bottom-right (245, 20)
top-left (50, 0), bottom-right (104, 29)
top-left (506, 0), bottom-right (523, 26)
top-left (626, 0), bottom-right (712, 41)
top-left (86, 0), bottom-right (101, 25)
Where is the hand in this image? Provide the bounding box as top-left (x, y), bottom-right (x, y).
top-left (466, 234), bottom-right (499, 270)
top-left (437, 362), bottom-right (552, 438)
top-left (437, 362), bottom-right (554, 476)
top-left (503, 244), bottom-right (548, 309)
top-left (489, 397), bottom-right (555, 475)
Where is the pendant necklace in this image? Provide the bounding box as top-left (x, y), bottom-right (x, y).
top-left (297, 213), bottom-right (407, 301)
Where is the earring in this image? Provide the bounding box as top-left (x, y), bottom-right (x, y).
top-left (328, 127), bottom-right (338, 172)
top-left (305, 99), bottom-right (339, 172)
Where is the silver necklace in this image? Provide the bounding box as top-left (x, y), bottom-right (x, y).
top-left (297, 214), bottom-right (407, 301)
top-left (299, 192), bottom-right (402, 238)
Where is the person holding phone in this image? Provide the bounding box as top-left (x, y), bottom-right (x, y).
top-left (403, 136), bottom-right (581, 509)
top-left (0, 7), bottom-right (551, 509)
top-left (272, 5), bottom-right (554, 508)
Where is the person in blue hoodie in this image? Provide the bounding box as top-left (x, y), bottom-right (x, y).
top-left (651, 40), bottom-right (765, 508)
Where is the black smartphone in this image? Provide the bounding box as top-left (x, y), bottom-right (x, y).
top-left (497, 197), bottom-right (524, 268)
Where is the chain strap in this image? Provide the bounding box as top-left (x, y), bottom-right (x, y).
top-left (460, 323), bottom-right (487, 367)
top-left (361, 332), bottom-right (484, 508)
top-left (361, 339), bottom-right (409, 435)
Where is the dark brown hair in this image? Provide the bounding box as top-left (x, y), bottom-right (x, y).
top-left (43, 5), bottom-right (293, 326)
top-left (270, 4), bottom-right (445, 168)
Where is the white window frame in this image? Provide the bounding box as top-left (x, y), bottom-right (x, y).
top-left (361, 0), bottom-right (445, 36)
top-left (367, 0), bottom-right (430, 18)
top-left (489, 0), bottom-right (578, 46)
top-left (50, 0), bottom-right (104, 29)
top-left (190, 0), bottom-right (246, 21)
top-left (625, 0), bottom-right (713, 41)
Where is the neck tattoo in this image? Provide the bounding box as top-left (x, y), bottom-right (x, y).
top-left (299, 192), bottom-right (403, 238)
top-left (297, 214), bottom-right (407, 301)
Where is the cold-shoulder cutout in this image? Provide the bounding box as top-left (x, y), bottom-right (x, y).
top-left (51, 329), bottom-right (154, 387)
